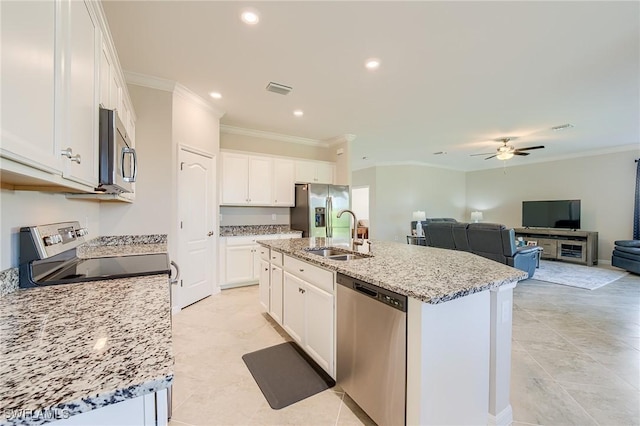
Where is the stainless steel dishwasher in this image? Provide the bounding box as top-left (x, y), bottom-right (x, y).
top-left (336, 273), bottom-right (407, 426)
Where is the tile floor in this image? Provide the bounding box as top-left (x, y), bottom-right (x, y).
top-left (169, 271), bottom-right (640, 426)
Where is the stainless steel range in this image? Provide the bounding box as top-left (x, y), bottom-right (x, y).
top-left (19, 221), bottom-right (170, 288)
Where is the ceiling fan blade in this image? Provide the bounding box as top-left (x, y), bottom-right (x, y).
top-left (484, 154), bottom-right (497, 160)
top-left (513, 152), bottom-right (530, 156)
top-left (516, 145), bottom-right (545, 152)
top-left (470, 152), bottom-right (495, 157)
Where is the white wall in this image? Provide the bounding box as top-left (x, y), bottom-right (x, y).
top-left (100, 85), bottom-right (174, 238)
top-left (351, 187), bottom-right (369, 223)
top-left (219, 206), bottom-right (289, 226)
top-left (466, 149), bottom-right (639, 261)
top-left (0, 190), bottom-right (101, 269)
top-left (353, 165), bottom-right (467, 242)
top-left (220, 132), bottom-right (332, 161)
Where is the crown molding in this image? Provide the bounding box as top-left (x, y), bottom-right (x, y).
top-left (351, 144), bottom-right (640, 173)
top-left (124, 71), bottom-right (177, 92)
top-left (173, 84), bottom-right (225, 118)
top-left (124, 72), bottom-right (225, 118)
top-left (325, 134), bottom-right (357, 147)
top-left (220, 125), bottom-right (328, 147)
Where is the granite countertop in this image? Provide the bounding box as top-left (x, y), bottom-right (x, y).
top-left (257, 238), bottom-right (528, 304)
top-left (220, 225), bottom-right (303, 237)
top-left (0, 238), bottom-right (172, 426)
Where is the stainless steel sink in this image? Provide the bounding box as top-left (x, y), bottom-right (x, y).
top-left (304, 247), bottom-right (370, 261)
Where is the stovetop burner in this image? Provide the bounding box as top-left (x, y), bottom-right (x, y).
top-left (19, 222), bottom-right (170, 288)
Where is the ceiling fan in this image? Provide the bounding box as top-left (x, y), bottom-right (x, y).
top-left (470, 137), bottom-right (545, 160)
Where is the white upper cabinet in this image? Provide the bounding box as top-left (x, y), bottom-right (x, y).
top-left (0, 0), bottom-right (61, 174)
top-left (272, 158), bottom-right (295, 206)
top-left (295, 160), bottom-right (334, 184)
top-left (221, 152), bottom-right (251, 204)
top-left (0, 0), bottom-right (135, 194)
top-left (62, 0), bottom-right (99, 187)
top-left (220, 152), bottom-right (326, 206)
top-left (248, 156), bottom-right (272, 205)
top-left (220, 152), bottom-right (273, 206)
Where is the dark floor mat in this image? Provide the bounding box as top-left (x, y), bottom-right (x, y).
top-left (242, 341), bottom-right (335, 409)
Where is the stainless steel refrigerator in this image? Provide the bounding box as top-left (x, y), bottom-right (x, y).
top-left (290, 184), bottom-right (351, 238)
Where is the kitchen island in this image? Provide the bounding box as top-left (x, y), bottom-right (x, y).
top-left (0, 238), bottom-right (173, 426)
top-left (258, 237), bottom-right (527, 426)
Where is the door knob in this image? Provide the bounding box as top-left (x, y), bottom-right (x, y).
top-left (207, 231), bottom-right (214, 236)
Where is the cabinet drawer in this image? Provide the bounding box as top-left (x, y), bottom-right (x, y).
top-left (284, 255), bottom-right (334, 293)
top-left (270, 251), bottom-right (283, 267)
top-left (226, 236), bottom-right (256, 246)
top-left (259, 246), bottom-right (270, 261)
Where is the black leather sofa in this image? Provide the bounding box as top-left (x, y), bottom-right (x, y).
top-left (612, 240), bottom-right (640, 274)
top-left (425, 222), bottom-right (540, 279)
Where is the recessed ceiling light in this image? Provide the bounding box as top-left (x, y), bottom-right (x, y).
top-left (240, 9), bottom-right (260, 25)
top-left (209, 92), bottom-right (222, 99)
top-left (293, 110), bottom-right (304, 117)
top-left (365, 58), bottom-right (380, 70)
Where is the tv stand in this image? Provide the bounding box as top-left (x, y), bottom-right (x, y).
top-left (514, 228), bottom-right (598, 266)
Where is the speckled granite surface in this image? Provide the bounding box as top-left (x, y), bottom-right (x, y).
top-left (258, 238), bottom-right (528, 304)
top-left (0, 274), bottom-right (173, 426)
top-left (83, 234), bottom-right (167, 246)
top-left (0, 268), bottom-right (18, 298)
top-left (76, 242), bottom-right (167, 259)
top-left (220, 225), bottom-right (303, 237)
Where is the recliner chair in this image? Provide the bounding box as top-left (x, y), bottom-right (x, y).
top-left (466, 223), bottom-right (540, 279)
top-left (612, 240), bottom-right (640, 274)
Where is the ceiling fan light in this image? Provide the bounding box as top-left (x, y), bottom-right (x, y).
top-left (496, 151), bottom-right (514, 160)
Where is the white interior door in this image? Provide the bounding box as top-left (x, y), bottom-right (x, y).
top-left (178, 148), bottom-right (216, 308)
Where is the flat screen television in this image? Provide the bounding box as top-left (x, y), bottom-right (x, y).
top-left (522, 200), bottom-right (581, 229)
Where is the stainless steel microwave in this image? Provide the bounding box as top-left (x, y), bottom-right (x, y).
top-left (98, 107), bottom-right (137, 193)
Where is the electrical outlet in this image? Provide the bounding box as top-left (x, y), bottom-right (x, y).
top-left (272, 214), bottom-right (277, 221)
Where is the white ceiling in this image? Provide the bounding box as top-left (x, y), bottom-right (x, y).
top-left (102, 1), bottom-right (639, 172)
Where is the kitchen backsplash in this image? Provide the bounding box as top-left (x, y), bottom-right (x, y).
top-left (220, 225), bottom-right (302, 237)
top-left (219, 206), bottom-right (290, 226)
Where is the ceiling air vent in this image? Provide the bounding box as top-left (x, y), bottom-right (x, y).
top-left (266, 82), bottom-right (293, 95)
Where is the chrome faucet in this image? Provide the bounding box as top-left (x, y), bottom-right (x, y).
top-left (337, 209), bottom-right (363, 251)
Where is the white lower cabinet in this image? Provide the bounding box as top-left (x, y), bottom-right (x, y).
top-left (259, 259), bottom-right (270, 311)
top-left (282, 272), bottom-right (306, 344)
top-left (219, 233), bottom-right (301, 289)
top-left (269, 265), bottom-right (284, 324)
top-left (281, 255), bottom-right (335, 377)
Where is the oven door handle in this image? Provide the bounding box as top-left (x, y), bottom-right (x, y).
top-left (170, 261), bottom-right (180, 285)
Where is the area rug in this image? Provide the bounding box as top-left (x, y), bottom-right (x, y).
top-left (533, 260), bottom-right (628, 290)
top-left (242, 341), bottom-right (335, 409)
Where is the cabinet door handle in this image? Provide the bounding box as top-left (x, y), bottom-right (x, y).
top-left (61, 147), bottom-right (81, 164)
top-left (272, 267), bottom-right (276, 271)
top-left (264, 268), bottom-right (268, 271)
top-left (207, 231), bottom-right (214, 236)
top-left (299, 268), bottom-right (304, 272)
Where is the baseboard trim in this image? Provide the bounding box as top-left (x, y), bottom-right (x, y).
top-left (220, 282), bottom-right (258, 290)
top-left (488, 405), bottom-right (513, 426)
